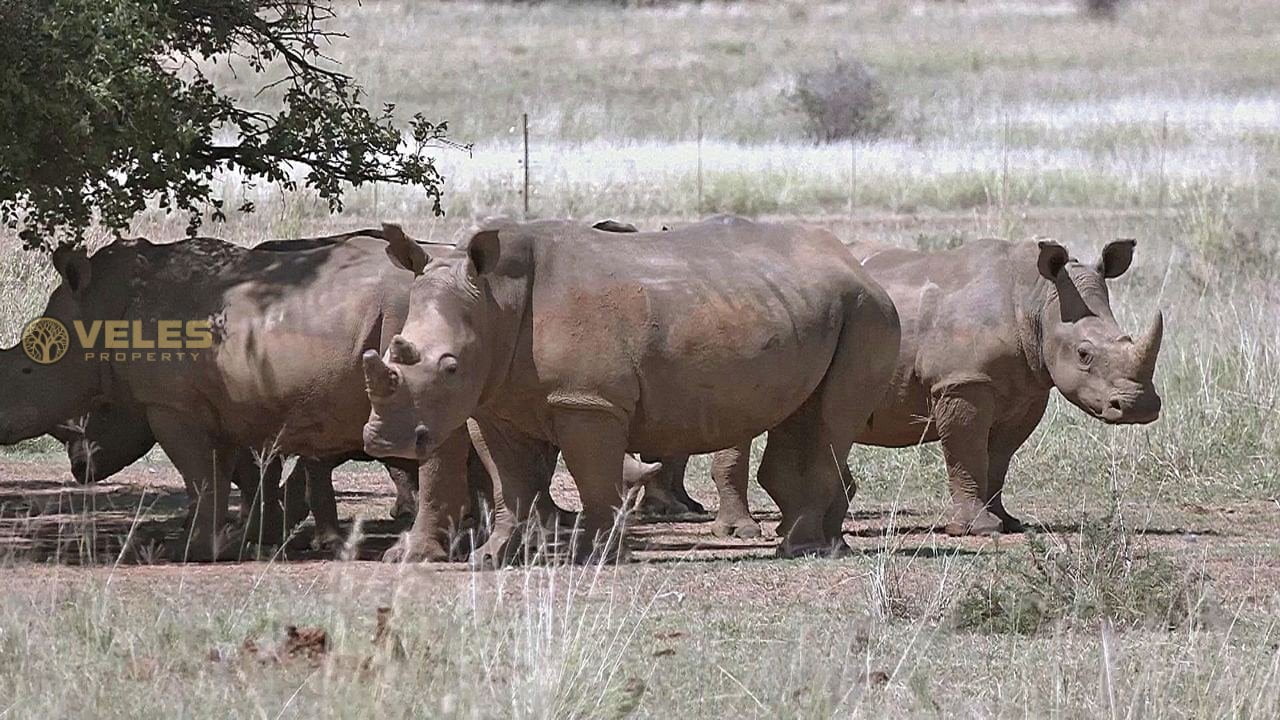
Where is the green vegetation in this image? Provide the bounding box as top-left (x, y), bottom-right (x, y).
top-left (954, 515), bottom-right (1211, 635)
top-left (0, 0), bottom-right (452, 247)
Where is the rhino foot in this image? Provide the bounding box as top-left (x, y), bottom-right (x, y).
top-left (988, 500), bottom-right (1026, 533)
top-left (665, 485), bottom-right (707, 516)
top-left (571, 529), bottom-right (629, 566)
top-left (382, 532), bottom-right (450, 564)
top-left (775, 536), bottom-right (849, 559)
top-left (470, 528), bottom-right (520, 569)
top-left (636, 491), bottom-right (704, 519)
top-left (942, 506), bottom-right (1003, 537)
top-left (997, 513), bottom-right (1025, 534)
top-left (167, 526), bottom-right (246, 563)
top-left (711, 516), bottom-right (762, 539)
top-left (240, 516), bottom-right (288, 549)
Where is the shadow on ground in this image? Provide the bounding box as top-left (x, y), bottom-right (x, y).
top-left (0, 468), bottom-right (1238, 567)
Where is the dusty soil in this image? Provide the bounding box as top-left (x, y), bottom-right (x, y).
top-left (2, 455), bottom-right (1277, 612)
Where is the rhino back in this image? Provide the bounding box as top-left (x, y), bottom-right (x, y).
top-left (119, 235), bottom-right (409, 455)
top-left (507, 219), bottom-right (883, 454)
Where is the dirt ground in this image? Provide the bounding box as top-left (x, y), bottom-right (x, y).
top-left (3, 454), bottom-right (1277, 613)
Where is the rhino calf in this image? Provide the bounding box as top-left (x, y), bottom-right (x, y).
top-left (362, 216), bottom-right (900, 562)
top-left (710, 237), bottom-right (1163, 537)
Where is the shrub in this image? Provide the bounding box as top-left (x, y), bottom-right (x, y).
top-left (1081, 0), bottom-right (1125, 21)
top-left (788, 58), bottom-right (894, 142)
top-left (913, 231), bottom-right (968, 253)
top-left (954, 515), bottom-right (1212, 635)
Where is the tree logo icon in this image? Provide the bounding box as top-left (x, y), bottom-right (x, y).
top-left (21, 317), bottom-right (70, 364)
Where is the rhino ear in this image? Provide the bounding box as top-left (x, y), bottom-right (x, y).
top-left (1036, 240), bottom-right (1070, 281)
top-left (52, 245), bottom-right (92, 297)
top-left (461, 229), bottom-right (501, 277)
top-left (1098, 238), bottom-right (1136, 279)
top-left (381, 223), bottom-right (430, 276)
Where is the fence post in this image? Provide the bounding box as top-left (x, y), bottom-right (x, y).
top-left (999, 113), bottom-right (1012, 237)
top-left (696, 115), bottom-right (704, 216)
top-left (1153, 110), bottom-right (1175, 305)
top-left (1156, 111), bottom-right (1168, 219)
top-left (522, 112), bottom-right (530, 220)
top-left (848, 139), bottom-right (857, 223)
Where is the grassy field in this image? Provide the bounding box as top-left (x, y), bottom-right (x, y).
top-left (2, 0), bottom-right (1279, 717)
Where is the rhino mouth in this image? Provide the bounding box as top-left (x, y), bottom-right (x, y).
top-left (363, 424), bottom-right (411, 460)
top-left (363, 421), bottom-right (440, 461)
top-left (1099, 392), bottom-right (1162, 425)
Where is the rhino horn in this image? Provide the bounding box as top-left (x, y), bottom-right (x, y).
top-left (1136, 310), bottom-right (1163, 377)
top-left (388, 335), bottom-right (422, 366)
top-left (362, 350), bottom-right (398, 398)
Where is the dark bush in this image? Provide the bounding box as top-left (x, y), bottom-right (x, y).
top-left (1082, 0), bottom-right (1126, 20)
top-left (788, 58), bottom-right (894, 142)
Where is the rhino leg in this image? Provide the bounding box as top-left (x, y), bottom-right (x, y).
top-left (238, 454), bottom-right (285, 547)
top-left (663, 460), bottom-right (707, 515)
top-left (983, 403), bottom-right (1044, 534)
top-left (258, 457), bottom-right (284, 540)
top-left (302, 459), bottom-right (344, 553)
top-left (282, 460), bottom-right (311, 532)
top-left (634, 455), bottom-right (707, 518)
top-left (985, 450), bottom-right (1025, 534)
top-left (232, 452), bottom-right (258, 524)
top-left (276, 458), bottom-right (343, 551)
top-left (932, 385), bottom-right (1002, 537)
top-left (756, 403), bottom-right (852, 557)
top-left (465, 444), bottom-right (495, 533)
top-left (147, 409), bottom-right (241, 561)
top-left (386, 459), bottom-right (418, 521)
top-left (382, 427), bottom-right (471, 563)
top-left (466, 417), bottom-right (561, 567)
top-left (764, 296), bottom-right (897, 556)
top-left (709, 443), bottom-right (760, 539)
top-left (552, 410), bottom-right (630, 564)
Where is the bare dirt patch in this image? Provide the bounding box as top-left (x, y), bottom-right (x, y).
top-left (2, 455), bottom-right (1276, 615)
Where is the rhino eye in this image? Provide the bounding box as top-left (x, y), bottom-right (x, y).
top-left (1077, 347), bottom-right (1094, 367)
top-left (439, 354), bottom-right (459, 375)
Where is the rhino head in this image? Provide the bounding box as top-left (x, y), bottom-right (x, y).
top-left (1036, 239), bottom-right (1163, 424)
top-left (362, 225), bottom-right (505, 460)
top-left (47, 400), bottom-right (156, 484)
top-left (0, 247), bottom-right (109, 446)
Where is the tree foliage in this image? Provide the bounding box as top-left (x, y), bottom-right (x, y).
top-left (0, 0), bottom-right (456, 249)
